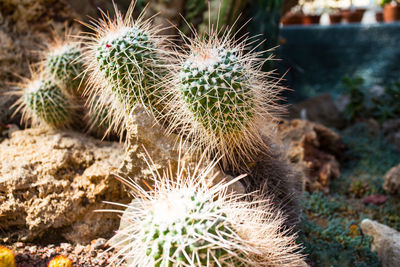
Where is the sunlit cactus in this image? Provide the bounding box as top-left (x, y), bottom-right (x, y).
top-left (13, 74), bottom-right (72, 128)
top-left (48, 255), bottom-right (73, 267)
top-left (0, 246), bottom-right (16, 267)
top-left (82, 2), bottom-right (169, 135)
top-left (45, 43), bottom-right (84, 93)
top-left (103, 152), bottom-right (304, 266)
top-left (166, 28), bottom-right (284, 170)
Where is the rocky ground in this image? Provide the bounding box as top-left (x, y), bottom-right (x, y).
top-left (10, 238), bottom-right (115, 267)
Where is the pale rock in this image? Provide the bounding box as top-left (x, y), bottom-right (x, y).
top-left (361, 219), bottom-right (400, 267)
top-left (0, 128), bottom-right (130, 244)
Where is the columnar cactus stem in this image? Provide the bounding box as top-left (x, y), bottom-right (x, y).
top-left (166, 29), bottom-right (284, 171)
top-left (103, 153), bottom-right (304, 266)
top-left (13, 73), bottom-right (72, 128)
top-left (82, 2), bottom-right (169, 135)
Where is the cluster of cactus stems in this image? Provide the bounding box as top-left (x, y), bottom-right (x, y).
top-left (103, 153), bottom-right (304, 266)
top-left (12, 1), bottom-right (302, 266)
top-left (0, 246), bottom-right (16, 267)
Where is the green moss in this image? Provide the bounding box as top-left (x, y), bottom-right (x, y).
top-left (299, 192), bottom-right (379, 267)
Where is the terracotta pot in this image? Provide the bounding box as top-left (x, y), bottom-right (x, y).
top-left (302, 15), bottom-right (321, 25)
top-left (281, 13), bottom-right (303, 25)
top-left (329, 13), bottom-right (343, 24)
top-left (341, 9), bottom-right (365, 23)
top-left (383, 4), bottom-right (400, 22)
top-left (376, 12), bottom-right (384, 22)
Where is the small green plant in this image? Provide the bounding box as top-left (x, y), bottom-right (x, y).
top-left (14, 75), bottom-right (72, 128)
top-left (167, 28), bottom-right (283, 170)
top-left (104, 152), bottom-right (304, 266)
top-left (342, 76), bottom-right (366, 121)
top-left (45, 43), bottom-right (84, 92)
top-left (342, 77), bottom-right (400, 122)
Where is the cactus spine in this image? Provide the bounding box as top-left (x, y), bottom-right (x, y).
top-left (45, 43), bottom-right (84, 93)
top-left (167, 31), bottom-right (283, 170)
top-left (105, 154), bottom-right (304, 266)
top-left (0, 246), bottom-right (16, 267)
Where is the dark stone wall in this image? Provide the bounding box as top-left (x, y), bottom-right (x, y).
top-left (278, 23), bottom-right (400, 102)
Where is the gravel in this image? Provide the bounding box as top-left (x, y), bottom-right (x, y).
top-left (7, 238), bottom-right (117, 267)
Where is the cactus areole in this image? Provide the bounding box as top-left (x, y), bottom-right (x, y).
top-left (25, 79), bottom-right (70, 126)
top-left (96, 27), bottom-right (158, 110)
top-left (180, 48), bottom-right (253, 134)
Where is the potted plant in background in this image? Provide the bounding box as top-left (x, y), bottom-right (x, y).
top-left (301, 0), bottom-right (323, 25)
top-left (341, 1), bottom-right (367, 23)
top-left (324, 0), bottom-right (343, 24)
top-left (281, 5), bottom-right (304, 25)
top-left (381, 0), bottom-right (400, 22)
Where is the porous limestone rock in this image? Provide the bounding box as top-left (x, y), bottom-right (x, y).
top-left (117, 107), bottom-right (245, 195)
top-left (277, 119), bottom-right (344, 192)
top-left (0, 128), bottom-right (130, 244)
top-left (383, 164), bottom-right (400, 196)
top-left (361, 219), bottom-right (400, 267)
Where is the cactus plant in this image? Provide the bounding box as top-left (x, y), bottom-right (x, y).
top-left (0, 246), bottom-right (16, 267)
top-left (104, 153), bottom-right (304, 266)
top-left (45, 42), bottom-right (84, 93)
top-left (48, 255), bottom-right (73, 267)
top-left (82, 2), bottom-right (169, 135)
top-left (13, 74), bottom-right (72, 128)
top-left (166, 30), bottom-right (284, 170)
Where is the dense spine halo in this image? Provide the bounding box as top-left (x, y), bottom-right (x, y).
top-left (45, 43), bottom-right (84, 92)
top-left (82, 2), bottom-right (169, 135)
top-left (102, 153), bottom-right (304, 266)
top-left (13, 74), bottom-right (72, 128)
top-left (166, 30), bottom-right (284, 171)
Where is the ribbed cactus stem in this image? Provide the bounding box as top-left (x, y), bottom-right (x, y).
top-left (46, 44), bottom-right (84, 91)
top-left (105, 154), bottom-right (304, 266)
top-left (180, 47), bottom-right (253, 134)
top-left (95, 26), bottom-right (161, 114)
top-left (141, 190), bottom-right (236, 266)
top-left (24, 78), bottom-right (71, 127)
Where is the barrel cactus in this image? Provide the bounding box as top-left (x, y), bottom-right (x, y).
top-left (45, 42), bottom-right (84, 93)
top-left (105, 155), bottom-right (304, 266)
top-left (14, 75), bottom-right (72, 127)
top-left (167, 31), bottom-right (283, 170)
top-left (0, 246), bottom-right (16, 267)
top-left (83, 2), bottom-right (168, 134)
top-left (48, 255), bottom-right (73, 267)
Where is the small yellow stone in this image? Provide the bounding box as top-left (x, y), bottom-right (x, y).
top-left (0, 246), bottom-right (16, 267)
top-left (48, 255), bottom-right (73, 267)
